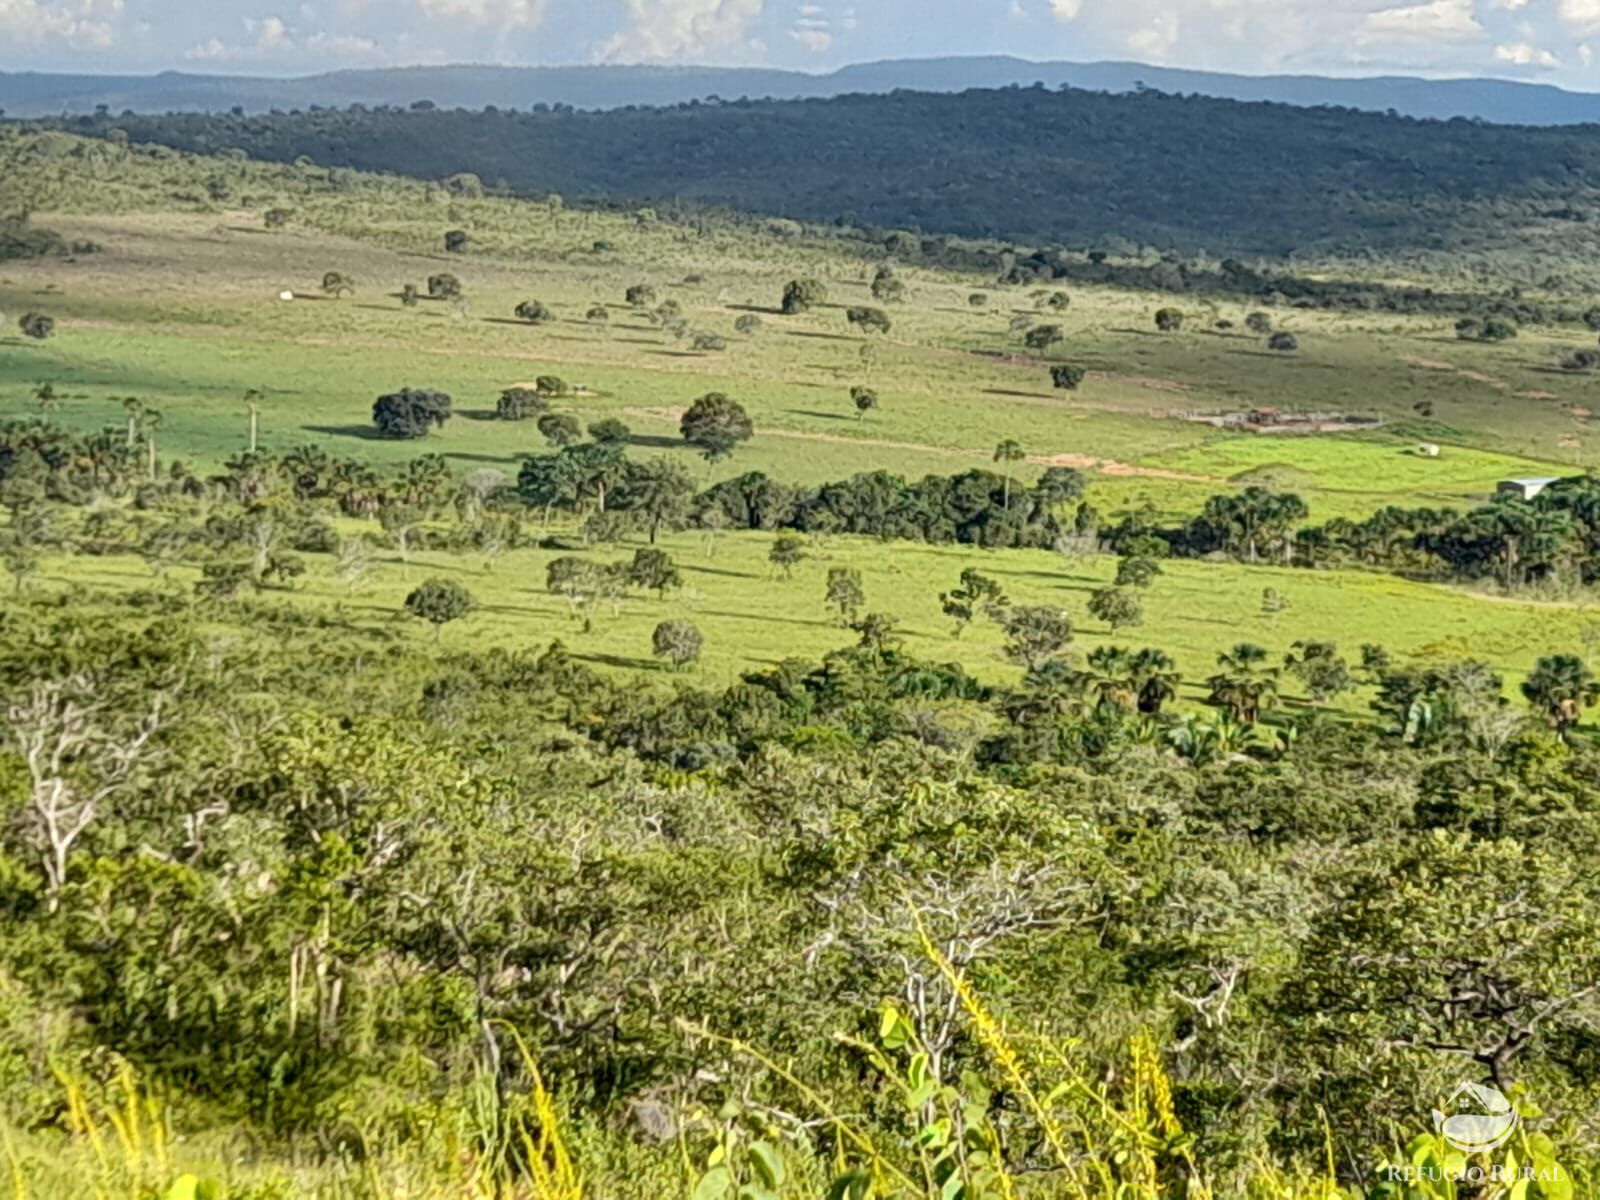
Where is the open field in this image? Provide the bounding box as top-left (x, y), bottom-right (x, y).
top-left (4, 144), bottom-right (1598, 699)
top-left (1, 192), bottom-right (1592, 525)
top-left (30, 526), bottom-right (1600, 703)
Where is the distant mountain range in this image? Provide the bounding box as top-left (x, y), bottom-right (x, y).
top-left (6, 57), bottom-right (1600, 126)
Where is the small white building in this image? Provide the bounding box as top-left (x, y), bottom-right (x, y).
top-left (1417, 443), bottom-right (1440, 458)
top-left (1497, 477), bottom-right (1558, 501)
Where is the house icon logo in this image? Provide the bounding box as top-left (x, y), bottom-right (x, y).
top-left (1432, 1082), bottom-right (1519, 1153)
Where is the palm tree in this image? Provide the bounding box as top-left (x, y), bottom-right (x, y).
top-left (243, 388), bottom-right (264, 453)
top-left (1129, 648), bottom-right (1181, 715)
top-left (141, 408), bottom-right (163, 480)
top-left (1521, 654), bottom-right (1600, 737)
top-left (281, 444), bottom-right (331, 499)
top-left (993, 439), bottom-right (1026, 510)
top-left (1085, 647), bottom-right (1137, 712)
top-left (120, 396), bottom-right (147, 447)
top-left (1205, 643), bottom-right (1278, 724)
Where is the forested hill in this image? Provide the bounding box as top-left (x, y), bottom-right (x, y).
top-left (40, 84), bottom-right (1600, 259)
top-left (10, 58), bottom-right (1600, 124)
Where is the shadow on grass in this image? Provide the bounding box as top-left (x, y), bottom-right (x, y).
top-left (729, 303), bottom-right (783, 316)
top-left (682, 563), bottom-right (761, 579)
top-left (573, 650), bottom-right (664, 672)
top-left (699, 608), bottom-right (840, 630)
top-left (786, 408), bottom-right (854, 422)
top-left (302, 423), bottom-right (392, 441)
top-left (983, 388), bottom-right (1055, 399)
top-left (625, 433), bottom-right (683, 450)
top-left (786, 330), bottom-right (857, 343)
top-left (646, 349), bottom-right (708, 359)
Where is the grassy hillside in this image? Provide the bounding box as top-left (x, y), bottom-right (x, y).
top-left (35, 84), bottom-right (1600, 268)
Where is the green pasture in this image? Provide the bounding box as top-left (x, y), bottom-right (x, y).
top-left (32, 528), bottom-right (1599, 705)
top-left (0, 207), bottom-right (1584, 524)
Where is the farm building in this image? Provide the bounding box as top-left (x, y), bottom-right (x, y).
top-left (1497, 477), bottom-right (1558, 501)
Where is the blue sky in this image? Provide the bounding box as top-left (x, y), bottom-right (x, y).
top-left (2, 0), bottom-right (1598, 87)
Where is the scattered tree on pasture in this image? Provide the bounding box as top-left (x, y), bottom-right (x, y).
top-left (372, 388), bottom-right (453, 439)
top-left (536, 413), bottom-right (582, 448)
top-left (681, 393), bottom-right (754, 463)
top-left (427, 273), bottom-right (461, 300)
top-left (870, 266), bottom-right (905, 303)
top-left (781, 278), bottom-right (827, 314)
top-left (847, 306), bottom-right (892, 335)
top-left (405, 577), bottom-right (476, 641)
top-left (769, 533), bottom-right (806, 578)
top-left (1088, 587), bottom-right (1143, 632)
top-left (852, 612), bottom-right (900, 653)
top-left (940, 569), bottom-right (1006, 636)
top-left (627, 547), bottom-right (682, 598)
top-left (19, 313), bottom-right (55, 339)
top-left (1050, 364), bottom-right (1085, 390)
top-left (653, 619), bottom-right (703, 669)
top-left (824, 566), bottom-right (866, 624)
top-left (1025, 324), bottom-right (1063, 353)
top-left (1115, 555), bottom-right (1163, 588)
top-left (497, 387), bottom-right (547, 421)
top-left (588, 418), bottom-right (631, 446)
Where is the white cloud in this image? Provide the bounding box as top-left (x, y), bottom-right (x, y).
top-left (596, 0), bottom-right (765, 61)
top-left (1125, 10), bottom-right (1178, 58)
top-left (1492, 0), bottom-right (1530, 9)
top-left (0, 0), bottom-right (123, 48)
top-left (1557, 0), bottom-right (1600, 33)
top-left (1362, 0), bottom-right (1482, 39)
top-left (790, 1), bottom-right (831, 52)
top-left (1048, 0), bottom-right (1082, 21)
top-left (1494, 38), bottom-right (1559, 65)
top-left (186, 14), bottom-right (379, 62)
top-left (1582, 41), bottom-right (1595, 64)
top-left (412, 0), bottom-right (547, 27)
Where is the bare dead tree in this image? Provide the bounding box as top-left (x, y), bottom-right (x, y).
top-left (5, 675), bottom-right (165, 910)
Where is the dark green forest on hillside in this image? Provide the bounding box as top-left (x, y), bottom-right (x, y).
top-left (34, 84), bottom-right (1600, 259)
